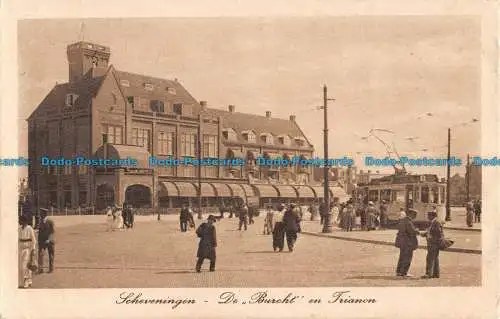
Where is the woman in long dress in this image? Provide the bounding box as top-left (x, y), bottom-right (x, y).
top-left (19, 215), bottom-right (37, 288)
top-left (112, 208), bottom-right (124, 230)
top-left (106, 206), bottom-right (114, 231)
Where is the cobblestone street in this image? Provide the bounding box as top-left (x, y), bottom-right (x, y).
top-left (33, 215), bottom-right (481, 288)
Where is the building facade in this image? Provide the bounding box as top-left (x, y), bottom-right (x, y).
top-left (28, 41), bottom-right (347, 212)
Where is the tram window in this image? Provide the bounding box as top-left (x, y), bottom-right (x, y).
top-left (440, 187), bottom-right (445, 204)
top-left (431, 187), bottom-right (439, 204)
top-left (380, 189), bottom-right (391, 202)
top-left (368, 190), bottom-right (379, 202)
top-left (392, 190), bottom-right (405, 202)
top-left (414, 187), bottom-right (420, 202)
top-left (421, 186), bottom-right (429, 203)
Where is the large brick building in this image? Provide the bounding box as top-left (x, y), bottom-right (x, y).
top-left (28, 41), bottom-right (347, 211)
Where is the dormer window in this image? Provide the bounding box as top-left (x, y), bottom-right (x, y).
top-left (167, 87), bottom-right (177, 95)
top-left (120, 80), bottom-right (130, 87)
top-left (295, 136), bottom-right (306, 147)
top-left (260, 133), bottom-right (274, 144)
top-left (278, 135), bottom-right (291, 146)
top-left (150, 100), bottom-right (165, 113)
top-left (242, 130), bottom-right (256, 143)
top-left (144, 83), bottom-right (154, 91)
top-left (222, 128), bottom-right (237, 141)
top-left (65, 94), bottom-right (78, 107)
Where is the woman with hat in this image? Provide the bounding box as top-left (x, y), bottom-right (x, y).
top-left (272, 203), bottom-right (286, 252)
top-left (195, 215), bottom-right (218, 272)
top-left (19, 214), bottom-right (37, 288)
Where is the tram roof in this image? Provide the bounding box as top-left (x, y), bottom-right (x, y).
top-left (367, 173), bottom-right (442, 186)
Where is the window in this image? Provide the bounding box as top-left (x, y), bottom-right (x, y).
top-left (173, 103), bottom-right (183, 115)
top-left (223, 129), bottom-right (237, 141)
top-left (380, 189), bottom-right (391, 202)
top-left (102, 125), bottom-right (123, 144)
top-left (167, 87), bottom-right (177, 95)
top-left (368, 190), bottom-right (379, 202)
top-left (261, 133), bottom-right (274, 144)
top-left (247, 132), bottom-right (256, 143)
top-left (132, 128), bottom-right (151, 151)
top-left (180, 133), bottom-right (197, 177)
top-left (144, 83), bottom-right (154, 91)
top-left (78, 165), bottom-right (88, 175)
top-left (421, 186), bottom-right (429, 203)
top-left (65, 94), bottom-right (77, 107)
top-left (120, 80), bottom-right (130, 87)
top-left (150, 100), bottom-right (165, 113)
top-left (431, 186), bottom-right (439, 204)
top-left (440, 187), bottom-right (445, 204)
top-left (127, 96), bottom-right (135, 108)
top-left (157, 131), bottom-right (174, 155)
top-left (79, 192), bottom-right (87, 206)
top-left (295, 138), bottom-right (305, 147)
top-left (64, 166), bottom-right (72, 175)
top-left (202, 135), bottom-right (218, 178)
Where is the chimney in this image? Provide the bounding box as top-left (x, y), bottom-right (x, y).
top-left (289, 115), bottom-right (296, 121)
top-left (200, 100), bottom-right (207, 110)
top-left (228, 105), bottom-right (235, 112)
top-left (266, 111), bottom-right (271, 118)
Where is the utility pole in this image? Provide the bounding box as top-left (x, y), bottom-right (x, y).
top-left (466, 153), bottom-right (470, 203)
top-left (197, 116), bottom-right (203, 219)
top-left (322, 85), bottom-right (333, 233)
top-left (445, 128), bottom-right (451, 221)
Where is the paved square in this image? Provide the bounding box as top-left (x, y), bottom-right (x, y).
top-left (32, 216), bottom-right (481, 288)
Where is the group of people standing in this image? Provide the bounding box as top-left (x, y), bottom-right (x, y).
top-left (466, 199), bottom-right (482, 227)
top-left (264, 203), bottom-right (302, 252)
top-left (395, 209), bottom-right (446, 279)
top-left (18, 208), bottom-right (55, 288)
top-left (106, 203), bottom-right (135, 231)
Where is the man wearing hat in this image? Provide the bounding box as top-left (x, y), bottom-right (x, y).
top-left (420, 210), bottom-right (444, 279)
top-left (365, 201), bottom-right (379, 231)
top-left (195, 215), bottom-right (218, 272)
top-left (38, 208), bottom-right (55, 273)
top-left (282, 203), bottom-right (302, 252)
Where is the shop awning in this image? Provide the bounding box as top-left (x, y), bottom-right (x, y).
top-left (252, 184), bottom-right (279, 198)
top-left (239, 184), bottom-right (256, 197)
top-left (311, 186), bottom-right (327, 198)
top-left (173, 182), bottom-right (198, 197)
top-left (275, 185), bottom-right (297, 198)
top-left (226, 184), bottom-right (246, 198)
top-left (158, 181), bottom-right (179, 197)
top-left (246, 151), bottom-right (260, 161)
top-left (200, 183), bottom-right (216, 197)
top-left (226, 148), bottom-right (244, 159)
top-left (210, 183), bottom-right (232, 197)
top-left (330, 186), bottom-right (350, 202)
top-left (294, 185), bottom-right (316, 198)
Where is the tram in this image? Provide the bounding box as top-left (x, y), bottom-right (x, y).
top-left (355, 173), bottom-right (446, 229)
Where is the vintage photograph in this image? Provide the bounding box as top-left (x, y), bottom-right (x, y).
top-left (15, 16), bottom-right (483, 291)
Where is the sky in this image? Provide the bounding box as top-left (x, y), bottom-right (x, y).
top-left (17, 17), bottom-right (481, 178)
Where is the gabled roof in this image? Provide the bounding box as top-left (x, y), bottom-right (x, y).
top-left (28, 74), bottom-right (105, 120)
top-left (113, 70), bottom-right (200, 111)
top-left (203, 108), bottom-right (312, 148)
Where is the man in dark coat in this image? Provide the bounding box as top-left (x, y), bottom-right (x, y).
top-left (272, 204), bottom-right (286, 252)
top-left (238, 204), bottom-right (249, 231)
top-left (474, 200), bottom-right (481, 223)
top-left (38, 208), bottom-right (55, 273)
top-left (195, 215), bottom-right (217, 272)
top-left (282, 203), bottom-right (302, 252)
top-left (395, 209), bottom-right (419, 277)
top-left (179, 204), bottom-right (190, 232)
top-left (380, 200), bottom-right (388, 228)
top-left (421, 211), bottom-right (444, 279)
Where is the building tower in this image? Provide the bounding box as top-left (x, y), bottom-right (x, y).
top-left (67, 41), bottom-right (111, 82)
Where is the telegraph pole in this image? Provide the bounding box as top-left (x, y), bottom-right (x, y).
top-left (445, 128), bottom-right (451, 221)
top-left (197, 116), bottom-right (203, 219)
top-left (466, 153), bottom-right (470, 203)
top-left (322, 85), bottom-right (333, 233)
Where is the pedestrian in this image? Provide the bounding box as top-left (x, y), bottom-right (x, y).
top-left (474, 200), bottom-right (481, 223)
top-left (365, 201), bottom-right (378, 231)
top-left (179, 204), bottom-right (190, 232)
top-left (219, 201), bottom-right (226, 219)
top-left (466, 201), bottom-right (474, 227)
top-left (380, 200), bottom-right (388, 229)
top-left (332, 202), bottom-right (341, 229)
top-left (228, 203), bottom-right (234, 218)
top-left (344, 203), bottom-right (355, 232)
top-left (248, 205), bottom-right (255, 225)
top-left (105, 206), bottom-right (114, 231)
top-left (272, 204), bottom-right (286, 252)
top-left (128, 204), bottom-right (135, 228)
top-left (263, 205), bottom-right (274, 235)
top-left (19, 214), bottom-right (37, 288)
top-left (282, 203), bottom-right (302, 252)
top-left (238, 204), bottom-right (249, 231)
top-left (319, 200), bottom-right (326, 225)
top-left (38, 208), bottom-right (55, 274)
top-left (195, 215), bottom-right (217, 272)
top-left (308, 203), bottom-right (318, 221)
top-left (395, 209), bottom-right (419, 278)
top-left (121, 203), bottom-right (129, 229)
top-left (420, 211), bottom-right (444, 279)
top-left (112, 206), bottom-right (124, 230)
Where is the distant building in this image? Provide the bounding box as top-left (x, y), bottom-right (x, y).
top-left (466, 164), bottom-right (482, 201)
top-left (449, 173), bottom-right (466, 205)
top-left (356, 170), bottom-right (388, 186)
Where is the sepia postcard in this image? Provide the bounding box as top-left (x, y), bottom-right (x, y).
top-left (1, 0), bottom-right (499, 318)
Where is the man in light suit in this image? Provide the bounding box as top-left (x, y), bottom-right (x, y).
top-left (421, 211), bottom-right (444, 279)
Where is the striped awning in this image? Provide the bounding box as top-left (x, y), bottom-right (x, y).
top-left (311, 186), bottom-right (327, 198)
top-left (330, 186), bottom-right (350, 202)
top-left (294, 185), bottom-right (315, 198)
top-left (252, 184), bottom-right (279, 197)
top-left (275, 185), bottom-right (297, 198)
top-left (226, 184), bottom-right (246, 198)
top-left (210, 183), bottom-right (232, 197)
top-left (158, 181), bottom-right (178, 197)
top-left (200, 183), bottom-right (216, 197)
top-left (239, 184), bottom-right (256, 197)
top-left (174, 182), bottom-right (198, 197)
